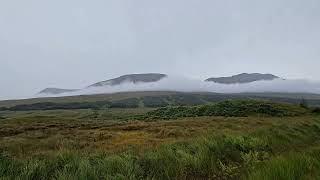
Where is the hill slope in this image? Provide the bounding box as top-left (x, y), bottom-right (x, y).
top-left (2, 91), bottom-right (320, 111)
top-left (38, 73), bottom-right (168, 95)
top-left (205, 73), bottom-right (279, 84)
top-left (89, 73), bottom-right (167, 87)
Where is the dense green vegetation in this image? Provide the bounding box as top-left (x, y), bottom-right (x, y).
top-left (136, 100), bottom-right (309, 120)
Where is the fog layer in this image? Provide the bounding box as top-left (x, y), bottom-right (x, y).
top-left (39, 76), bottom-right (320, 98)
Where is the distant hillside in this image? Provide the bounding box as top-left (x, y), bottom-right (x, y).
top-left (38, 73), bottom-right (168, 95)
top-left (205, 73), bottom-right (279, 84)
top-left (39, 88), bottom-right (78, 95)
top-left (89, 73), bottom-right (167, 87)
top-left (2, 91), bottom-right (320, 111)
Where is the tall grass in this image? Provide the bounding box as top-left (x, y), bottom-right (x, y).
top-left (0, 108), bottom-right (319, 179)
top-left (248, 152), bottom-right (320, 180)
top-left (2, 121), bottom-right (319, 180)
top-left (0, 135), bottom-right (270, 180)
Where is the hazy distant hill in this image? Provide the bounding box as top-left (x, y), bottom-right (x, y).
top-left (205, 73), bottom-right (279, 84)
top-left (39, 88), bottom-right (78, 95)
top-left (89, 73), bottom-right (167, 87)
top-left (2, 91), bottom-right (320, 110)
top-left (39, 73), bottom-right (167, 95)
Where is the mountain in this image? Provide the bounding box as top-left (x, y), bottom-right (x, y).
top-left (88, 73), bottom-right (167, 87)
top-left (205, 73), bottom-right (279, 84)
top-left (39, 88), bottom-right (78, 95)
top-left (38, 73), bottom-right (168, 95)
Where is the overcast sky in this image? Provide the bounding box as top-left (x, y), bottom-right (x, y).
top-left (1, 0), bottom-right (320, 100)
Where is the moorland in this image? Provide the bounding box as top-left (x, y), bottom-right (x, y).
top-left (1, 92), bottom-right (320, 179)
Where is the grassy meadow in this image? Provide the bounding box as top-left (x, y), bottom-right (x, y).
top-left (1, 97), bottom-right (320, 179)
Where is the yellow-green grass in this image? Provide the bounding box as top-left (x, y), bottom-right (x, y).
top-left (0, 108), bottom-right (319, 158)
top-left (248, 148), bottom-right (320, 180)
top-left (1, 106), bottom-right (320, 179)
top-left (0, 115), bottom-right (320, 179)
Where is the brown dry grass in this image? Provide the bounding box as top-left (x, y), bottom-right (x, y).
top-left (1, 108), bottom-right (319, 159)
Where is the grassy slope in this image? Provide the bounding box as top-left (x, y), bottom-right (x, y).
top-left (1, 93), bottom-right (320, 116)
top-left (0, 91), bottom-right (178, 108)
top-left (240, 92), bottom-right (320, 100)
top-left (1, 115), bottom-right (320, 179)
top-left (1, 100), bottom-right (320, 179)
top-left (2, 91), bottom-right (320, 108)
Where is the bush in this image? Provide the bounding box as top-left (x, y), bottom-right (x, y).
top-left (312, 107), bottom-right (320, 114)
top-left (138, 100), bottom-right (308, 120)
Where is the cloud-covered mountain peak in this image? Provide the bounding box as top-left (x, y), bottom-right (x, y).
top-left (89, 73), bottom-right (168, 87)
top-left (205, 73), bottom-right (279, 84)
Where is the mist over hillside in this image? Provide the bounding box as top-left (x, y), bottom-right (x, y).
top-left (37, 75), bottom-right (320, 98)
top-left (89, 73), bottom-right (167, 87)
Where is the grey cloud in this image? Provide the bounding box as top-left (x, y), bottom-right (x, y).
top-left (1, 0), bottom-right (320, 99)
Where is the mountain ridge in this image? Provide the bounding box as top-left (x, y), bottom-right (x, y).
top-left (205, 73), bottom-right (279, 84)
top-left (38, 73), bottom-right (282, 95)
top-left (88, 73), bottom-right (167, 87)
top-left (39, 73), bottom-right (168, 95)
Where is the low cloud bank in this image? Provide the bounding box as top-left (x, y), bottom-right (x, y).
top-left (39, 76), bottom-right (320, 98)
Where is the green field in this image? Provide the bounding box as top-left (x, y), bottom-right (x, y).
top-left (1, 95), bottom-right (320, 179)
top-left (2, 92), bottom-right (320, 111)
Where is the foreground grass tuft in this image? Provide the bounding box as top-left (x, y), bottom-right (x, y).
top-left (0, 135), bottom-right (271, 180)
top-left (248, 151), bottom-right (320, 180)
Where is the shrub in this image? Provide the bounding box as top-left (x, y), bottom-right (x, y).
top-left (138, 100), bottom-right (308, 120)
top-left (312, 107), bottom-right (320, 114)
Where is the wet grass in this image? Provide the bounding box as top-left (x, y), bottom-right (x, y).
top-left (1, 120), bottom-right (320, 179)
top-left (1, 100), bottom-right (320, 179)
top-left (248, 149), bottom-right (320, 180)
